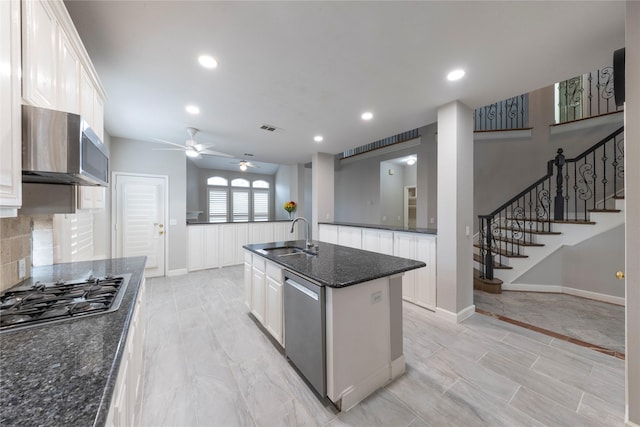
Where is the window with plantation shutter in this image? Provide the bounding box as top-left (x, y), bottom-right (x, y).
top-left (232, 190), bottom-right (249, 222)
top-left (208, 189), bottom-right (228, 222)
top-left (253, 190), bottom-right (269, 221)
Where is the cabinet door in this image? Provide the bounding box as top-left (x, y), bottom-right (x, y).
top-left (243, 261), bottom-right (252, 309)
top-left (338, 226), bottom-right (362, 249)
top-left (187, 226), bottom-right (204, 271)
top-left (0, 0), bottom-right (22, 217)
top-left (79, 66), bottom-right (94, 126)
top-left (266, 276), bottom-right (283, 345)
top-left (318, 224), bottom-right (338, 244)
top-left (235, 224), bottom-right (249, 265)
top-left (394, 233), bottom-right (416, 302)
top-left (57, 27), bottom-right (80, 113)
top-left (251, 268), bottom-right (266, 324)
top-left (203, 226), bottom-right (219, 269)
top-left (415, 236), bottom-right (435, 309)
top-left (93, 92), bottom-right (104, 140)
top-left (362, 229), bottom-right (394, 255)
top-left (22, 0), bottom-right (58, 108)
top-left (218, 224), bottom-right (236, 267)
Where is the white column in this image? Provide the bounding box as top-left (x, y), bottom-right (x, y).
top-left (625, 2), bottom-right (640, 424)
top-left (436, 100), bottom-right (475, 322)
top-left (312, 152), bottom-right (334, 240)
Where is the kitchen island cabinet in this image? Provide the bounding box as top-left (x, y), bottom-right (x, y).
top-left (244, 240), bottom-right (425, 411)
top-left (0, 257), bottom-right (147, 426)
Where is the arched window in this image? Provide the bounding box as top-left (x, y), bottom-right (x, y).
top-left (207, 176), bottom-right (228, 186)
top-left (206, 176), bottom-right (271, 222)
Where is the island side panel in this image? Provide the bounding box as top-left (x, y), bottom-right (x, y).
top-left (325, 277), bottom-right (396, 411)
top-left (389, 274), bottom-right (405, 367)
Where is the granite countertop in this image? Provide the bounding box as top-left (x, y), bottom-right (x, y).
top-left (0, 257), bottom-right (147, 427)
top-left (319, 221), bottom-right (437, 235)
top-left (244, 240), bottom-right (425, 288)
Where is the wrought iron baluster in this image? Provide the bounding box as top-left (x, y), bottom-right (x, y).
top-left (590, 71), bottom-right (595, 117)
top-left (573, 160), bottom-right (578, 221)
top-left (554, 149), bottom-right (565, 220)
top-left (602, 144), bottom-right (608, 210)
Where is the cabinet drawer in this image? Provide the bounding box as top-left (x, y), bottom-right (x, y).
top-left (266, 261), bottom-right (282, 281)
top-left (252, 254), bottom-right (266, 272)
top-left (244, 250), bottom-right (252, 265)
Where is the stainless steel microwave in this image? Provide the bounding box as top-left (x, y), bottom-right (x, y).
top-left (22, 105), bottom-right (109, 187)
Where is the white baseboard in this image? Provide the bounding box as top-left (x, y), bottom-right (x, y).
top-left (625, 418), bottom-right (640, 427)
top-left (390, 355), bottom-right (406, 380)
top-left (502, 283), bottom-right (625, 306)
top-left (562, 286), bottom-right (625, 306)
top-left (166, 268), bottom-right (188, 277)
top-left (503, 283), bottom-right (563, 292)
top-left (436, 304), bottom-right (475, 323)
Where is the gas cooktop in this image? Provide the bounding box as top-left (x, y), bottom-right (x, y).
top-left (0, 274), bottom-right (131, 332)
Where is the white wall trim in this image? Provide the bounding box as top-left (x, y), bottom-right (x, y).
top-left (562, 286), bottom-right (625, 306)
top-left (502, 283), bottom-right (625, 306)
top-left (625, 418), bottom-right (640, 427)
top-left (167, 268), bottom-right (188, 277)
top-left (436, 304), bottom-right (475, 323)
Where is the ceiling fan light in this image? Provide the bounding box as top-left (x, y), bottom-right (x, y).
top-left (185, 148), bottom-right (199, 158)
top-left (239, 164), bottom-right (248, 171)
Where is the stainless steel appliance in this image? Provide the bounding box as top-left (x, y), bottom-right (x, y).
top-left (0, 274), bottom-right (130, 332)
top-left (22, 105), bottom-right (109, 187)
top-left (283, 271), bottom-right (326, 396)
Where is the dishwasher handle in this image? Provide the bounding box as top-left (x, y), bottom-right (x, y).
top-left (285, 279), bottom-right (319, 301)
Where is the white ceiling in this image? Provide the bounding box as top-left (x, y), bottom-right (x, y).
top-left (64, 1), bottom-right (625, 171)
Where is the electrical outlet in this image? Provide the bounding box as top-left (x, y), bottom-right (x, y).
top-left (18, 258), bottom-right (26, 279)
top-left (371, 291), bottom-right (382, 304)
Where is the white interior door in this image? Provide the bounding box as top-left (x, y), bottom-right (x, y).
top-left (113, 173), bottom-right (167, 278)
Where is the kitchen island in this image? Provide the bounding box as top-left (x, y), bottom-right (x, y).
top-left (0, 256), bottom-right (146, 427)
top-left (243, 240), bottom-right (425, 411)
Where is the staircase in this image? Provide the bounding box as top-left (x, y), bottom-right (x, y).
top-left (474, 126), bottom-right (625, 293)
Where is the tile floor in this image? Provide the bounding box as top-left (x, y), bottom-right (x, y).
top-left (140, 266), bottom-right (625, 426)
top-left (473, 290), bottom-right (625, 355)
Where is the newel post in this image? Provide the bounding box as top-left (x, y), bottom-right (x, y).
top-left (554, 148), bottom-right (565, 220)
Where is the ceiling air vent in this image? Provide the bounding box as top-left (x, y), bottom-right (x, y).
top-left (260, 124), bottom-right (278, 132)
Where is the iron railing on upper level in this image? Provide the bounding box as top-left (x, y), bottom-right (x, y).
top-left (557, 67), bottom-right (623, 123)
top-left (474, 94), bottom-right (529, 131)
top-left (477, 126), bottom-right (624, 280)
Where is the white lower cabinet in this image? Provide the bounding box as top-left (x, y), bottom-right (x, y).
top-left (244, 250), bottom-right (284, 345)
top-left (318, 224), bottom-right (338, 244)
top-left (265, 261), bottom-right (284, 345)
top-left (106, 276), bottom-right (146, 427)
top-left (251, 254), bottom-right (266, 324)
top-left (393, 232), bottom-right (436, 310)
top-left (338, 226), bottom-right (362, 249)
top-left (187, 225), bottom-right (219, 271)
top-left (361, 229), bottom-right (394, 255)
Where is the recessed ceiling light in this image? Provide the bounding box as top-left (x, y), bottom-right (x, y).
top-left (406, 158), bottom-right (416, 166)
top-left (198, 55), bottom-right (218, 69)
top-left (361, 112), bottom-right (373, 121)
top-left (314, 135), bottom-right (323, 142)
top-left (447, 69), bottom-right (465, 81)
top-left (185, 105), bottom-right (200, 115)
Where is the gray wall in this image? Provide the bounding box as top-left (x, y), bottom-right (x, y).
top-left (275, 164), bottom-right (292, 220)
top-left (515, 224), bottom-right (625, 299)
top-left (111, 137), bottom-right (187, 273)
top-left (334, 122), bottom-right (438, 228)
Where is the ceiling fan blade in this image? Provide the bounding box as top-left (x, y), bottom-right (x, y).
top-left (200, 149), bottom-right (235, 158)
top-left (152, 148), bottom-right (187, 151)
top-left (151, 138), bottom-right (188, 149)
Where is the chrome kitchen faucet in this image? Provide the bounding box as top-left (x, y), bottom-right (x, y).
top-left (290, 217), bottom-right (314, 249)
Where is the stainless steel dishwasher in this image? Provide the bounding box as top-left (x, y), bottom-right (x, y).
top-left (283, 271), bottom-right (326, 396)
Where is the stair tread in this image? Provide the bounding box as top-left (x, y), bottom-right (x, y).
top-left (506, 217), bottom-right (596, 225)
top-left (473, 254), bottom-right (512, 269)
top-left (491, 236), bottom-right (544, 247)
top-left (613, 195), bottom-right (625, 199)
top-left (473, 243), bottom-right (528, 258)
top-left (588, 209), bottom-right (622, 213)
top-left (496, 226), bottom-right (562, 235)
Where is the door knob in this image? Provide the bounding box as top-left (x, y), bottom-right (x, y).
top-left (159, 231), bottom-right (164, 236)
top-left (616, 271), bottom-right (625, 280)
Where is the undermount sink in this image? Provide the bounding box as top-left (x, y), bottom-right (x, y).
top-left (258, 246), bottom-right (316, 257)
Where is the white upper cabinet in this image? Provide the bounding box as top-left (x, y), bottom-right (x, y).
top-left (22, 0), bottom-right (106, 137)
top-left (0, 0), bottom-right (22, 217)
top-left (22, 0), bottom-right (58, 108)
top-left (57, 25), bottom-right (80, 114)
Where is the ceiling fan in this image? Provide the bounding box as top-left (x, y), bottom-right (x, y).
top-left (232, 160), bottom-right (259, 171)
top-left (151, 127), bottom-right (233, 158)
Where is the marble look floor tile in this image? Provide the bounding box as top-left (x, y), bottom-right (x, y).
top-left (327, 388), bottom-right (417, 427)
top-left (139, 268), bottom-right (626, 427)
top-left (139, 385), bottom-right (198, 427)
top-left (478, 351), bottom-right (583, 412)
top-left (510, 386), bottom-right (604, 427)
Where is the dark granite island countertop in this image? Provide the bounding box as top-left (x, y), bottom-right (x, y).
top-left (0, 256), bottom-right (147, 427)
top-left (243, 240), bottom-right (425, 287)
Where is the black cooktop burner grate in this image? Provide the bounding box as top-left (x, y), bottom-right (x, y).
top-left (0, 274), bottom-right (131, 332)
